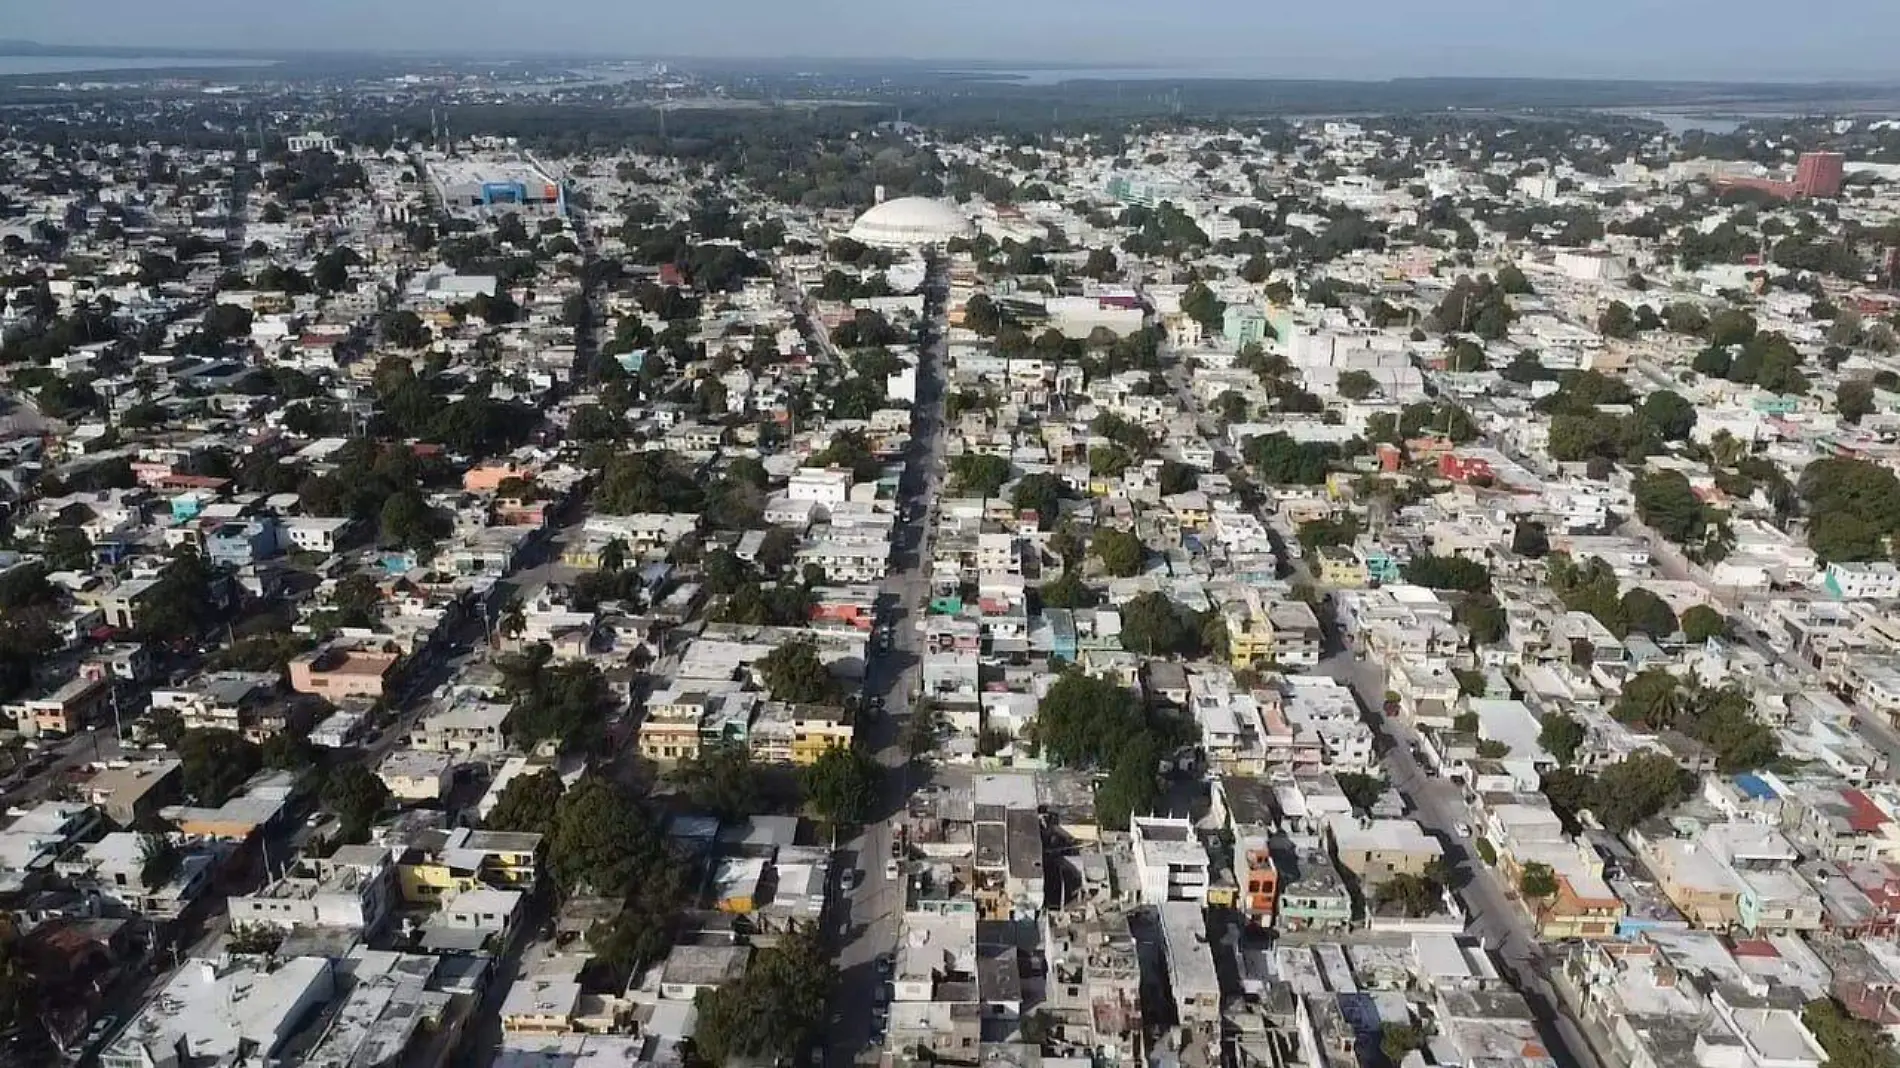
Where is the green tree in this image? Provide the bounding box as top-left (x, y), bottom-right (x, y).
top-left (949, 453), bottom-right (1013, 497)
top-left (1299, 514), bottom-right (1362, 554)
top-left (668, 741), bottom-right (764, 822)
top-left (1634, 469), bottom-right (1707, 546)
top-left (1591, 752), bottom-right (1688, 832)
top-left (178, 729), bottom-right (261, 806)
top-left (1640, 390), bottom-right (1698, 441)
top-left (1092, 528), bottom-right (1145, 577)
top-left (1010, 473), bottom-right (1067, 531)
top-left (1612, 669), bottom-right (1685, 729)
top-left (380, 490), bottom-right (446, 553)
top-left (502, 658), bottom-right (611, 752)
top-left (1518, 860), bottom-right (1560, 901)
top-left (138, 833), bottom-right (182, 891)
top-left (1402, 554), bottom-right (1492, 593)
top-left (1037, 672), bottom-right (1147, 768)
top-left (259, 731), bottom-right (317, 773)
top-left (1381, 1023), bottom-right (1429, 1065)
top-left (1598, 300), bottom-right (1637, 340)
top-left (1180, 281), bottom-right (1226, 332)
top-left (598, 537), bottom-right (629, 574)
top-left (802, 745), bottom-right (880, 825)
top-left (901, 701), bottom-right (941, 761)
top-left (323, 763), bottom-right (392, 842)
top-left (1838, 379), bottom-right (1878, 424)
top-left (1620, 588), bottom-right (1679, 638)
top-left (1374, 876), bottom-right (1442, 918)
top-left (1089, 444), bottom-right (1135, 479)
top-left (380, 309), bottom-right (428, 348)
top-left (1094, 733), bottom-right (1162, 830)
top-left (1802, 997), bottom-right (1900, 1068)
top-left (1798, 458), bottom-right (1900, 563)
top-left (1455, 594), bottom-right (1508, 646)
top-left (1039, 570), bottom-right (1098, 609)
top-left (1335, 772), bottom-right (1387, 813)
top-left (486, 767), bottom-right (567, 835)
top-left (693, 925), bottom-right (836, 1067)
top-left (1118, 592), bottom-right (1202, 657)
top-left (42, 526), bottom-right (92, 571)
top-left (546, 775), bottom-right (665, 898)
top-left (1336, 369), bottom-right (1378, 400)
top-left (1681, 604), bottom-right (1727, 643)
top-left (0, 921), bottom-right (43, 1047)
top-left (758, 640), bottom-right (834, 704)
top-left (1538, 713), bottom-right (1586, 765)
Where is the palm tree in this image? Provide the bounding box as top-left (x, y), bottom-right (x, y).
top-left (598, 538), bottom-right (629, 574)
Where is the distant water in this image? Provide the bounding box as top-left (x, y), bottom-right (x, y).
top-left (944, 66), bottom-right (1267, 85)
top-left (0, 56), bottom-right (275, 77)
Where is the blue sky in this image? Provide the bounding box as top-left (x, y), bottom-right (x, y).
top-left (10, 0), bottom-right (1900, 81)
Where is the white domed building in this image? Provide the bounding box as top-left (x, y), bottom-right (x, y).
top-left (845, 197), bottom-right (974, 248)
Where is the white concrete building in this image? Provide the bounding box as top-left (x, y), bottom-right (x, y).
top-left (1131, 817), bottom-right (1212, 905)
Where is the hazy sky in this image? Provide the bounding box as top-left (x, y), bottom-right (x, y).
top-left (11, 0), bottom-right (1900, 81)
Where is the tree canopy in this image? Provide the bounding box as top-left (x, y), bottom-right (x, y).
top-left (178, 729), bottom-right (261, 806)
top-left (693, 925), bottom-right (836, 1067)
top-left (1092, 528), bottom-right (1146, 577)
top-left (1118, 592), bottom-right (1209, 657)
top-left (801, 744), bottom-right (881, 825)
top-left (758, 640), bottom-right (835, 704)
top-left (545, 775), bottom-right (669, 899)
top-left (1036, 671), bottom-right (1197, 830)
top-left (485, 767), bottom-right (567, 836)
top-left (1799, 458), bottom-right (1900, 564)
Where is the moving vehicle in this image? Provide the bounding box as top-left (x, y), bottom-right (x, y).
top-left (884, 859), bottom-right (900, 881)
top-left (1455, 821), bottom-right (1472, 838)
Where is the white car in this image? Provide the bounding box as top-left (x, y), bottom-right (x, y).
top-left (885, 859), bottom-right (900, 881)
top-left (1455, 821), bottom-right (1472, 838)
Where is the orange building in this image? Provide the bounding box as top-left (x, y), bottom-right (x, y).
top-left (1241, 842), bottom-right (1279, 921)
top-left (289, 645), bottom-right (400, 701)
top-left (464, 463), bottom-right (538, 494)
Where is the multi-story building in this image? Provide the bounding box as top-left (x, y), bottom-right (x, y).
top-left (1131, 817), bottom-right (1211, 905)
top-left (228, 845), bottom-right (399, 932)
top-left (1276, 844), bottom-right (1353, 931)
top-left (390, 827), bottom-right (543, 906)
top-left (289, 644), bottom-right (399, 702)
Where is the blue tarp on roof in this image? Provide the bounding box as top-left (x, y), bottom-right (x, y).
top-left (1735, 773), bottom-right (1776, 801)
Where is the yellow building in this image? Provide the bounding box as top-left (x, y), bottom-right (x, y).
top-left (1221, 593), bottom-right (1275, 669)
top-left (789, 706), bottom-right (854, 765)
top-left (394, 827), bottom-right (543, 907)
top-left (1315, 546), bottom-right (1369, 588)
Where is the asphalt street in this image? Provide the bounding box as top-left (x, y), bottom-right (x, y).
top-left (821, 262), bottom-right (949, 1067)
top-left (1316, 646), bottom-right (1605, 1068)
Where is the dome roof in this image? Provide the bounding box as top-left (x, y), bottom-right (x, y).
top-left (846, 197), bottom-right (974, 247)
